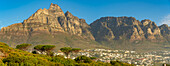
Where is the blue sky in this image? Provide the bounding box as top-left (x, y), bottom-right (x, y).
top-left (0, 0), bottom-right (170, 28)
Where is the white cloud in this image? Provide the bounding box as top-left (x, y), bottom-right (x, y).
top-left (160, 14), bottom-right (170, 26)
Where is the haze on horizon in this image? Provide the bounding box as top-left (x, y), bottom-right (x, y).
top-left (0, 0), bottom-right (170, 28)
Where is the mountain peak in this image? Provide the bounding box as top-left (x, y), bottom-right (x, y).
top-left (141, 19), bottom-right (155, 26)
top-left (49, 3), bottom-right (62, 11)
top-left (159, 24), bottom-right (169, 30)
top-left (160, 24), bottom-right (169, 27)
top-left (65, 11), bottom-right (74, 18)
top-left (141, 19), bottom-right (151, 22)
top-left (48, 3), bottom-right (65, 16)
top-left (34, 8), bottom-right (48, 15)
top-left (66, 11), bottom-right (70, 13)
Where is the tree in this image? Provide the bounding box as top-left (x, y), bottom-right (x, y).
top-left (16, 43), bottom-right (32, 51)
top-left (90, 57), bottom-right (97, 61)
top-left (72, 48), bottom-right (81, 53)
top-left (34, 45), bottom-right (44, 53)
top-left (60, 47), bottom-right (72, 58)
top-left (60, 47), bottom-right (81, 58)
top-left (43, 45), bottom-right (55, 56)
top-left (34, 45), bottom-right (55, 55)
top-left (42, 45), bottom-right (56, 52)
top-left (74, 56), bottom-right (92, 63)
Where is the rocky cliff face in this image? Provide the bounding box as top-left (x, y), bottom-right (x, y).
top-left (0, 3), bottom-right (96, 48)
top-left (159, 24), bottom-right (170, 42)
top-left (90, 17), bottom-right (169, 42)
top-left (0, 3), bottom-right (94, 42)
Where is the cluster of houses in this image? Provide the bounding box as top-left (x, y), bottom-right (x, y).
top-left (55, 49), bottom-right (170, 66)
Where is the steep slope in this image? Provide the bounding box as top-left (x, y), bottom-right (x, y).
top-left (90, 17), bottom-right (170, 52)
top-left (159, 24), bottom-right (170, 42)
top-left (90, 17), bottom-right (145, 42)
top-left (90, 17), bottom-right (169, 42)
top-left (140, 19), bottom-right (164, 41)
top-left (0, 3), bottom-right (102, 49)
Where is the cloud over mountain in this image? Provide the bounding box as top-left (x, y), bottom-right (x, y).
top-left (160, 14), bottom-right (170, 26)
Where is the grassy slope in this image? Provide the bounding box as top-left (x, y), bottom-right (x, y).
top-left (0, 31), bottom-right (169, 53)
top-left (100, 39), bottom-right (170, 52)
top-left (0, 32), bottom-right (108, 51)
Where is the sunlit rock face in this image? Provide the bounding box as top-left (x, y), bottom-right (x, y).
top-left (0, 3), bottom-right (95, 45)
top-left (140, 20), bottom-right (164, 41)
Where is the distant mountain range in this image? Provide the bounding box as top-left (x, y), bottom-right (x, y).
top-left (0, 3), bottom-right (169, 52)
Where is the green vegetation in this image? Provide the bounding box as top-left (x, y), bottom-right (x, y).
top-left (110, 60), bottom-right (133, 66)
top-left (74, 55), bottom-right (92, 63)
top-left (16, 43), bottom-right (32, 51)
top-left (32, 50), bottom-right (38, 54)
top-left (34, 45), bottom-right (56, 52)
top-left (0, 42), bottom-right (133, 66)
top-left (60, 47), bottom-right (81, 58)
top-left (60, 47), bottom-right (72, 58)
top-left (72, 48), bottom-right (81, 53)
top-left (100, 40), bottom-right (170, 53)
top-left (90, 57), bottom-right (97, 60)
top-left (34, 45), bottom-right (55, 56)
top-left (34, 45), bottom-right (44, 52)
top-left (1, 32), bottom-right (107, 52)
top-left (165, 64), bottom-right (170, 66)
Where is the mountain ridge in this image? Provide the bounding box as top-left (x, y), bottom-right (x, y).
top-left (90, 16), bottom-right (169, 42)
top-left (0, 3), bottom-right (169, 52)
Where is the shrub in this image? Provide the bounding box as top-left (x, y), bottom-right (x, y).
top-left (32, 51), bottom-right (38, 54)
top-left (110, 60), bottom-right (133, 66)
top-left (16, 43), bottom-right (32, 51)
top-left (34, 45), bottom-right (55, 56)
top-left (74, 56), bottom-right (92, 63)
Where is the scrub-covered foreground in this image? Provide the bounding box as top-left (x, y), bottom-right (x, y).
top-left (0, 42), bottom-right (133, 66)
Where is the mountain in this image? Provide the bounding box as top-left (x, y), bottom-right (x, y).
top-left (0, 3), bottom-right (169, 52)
top-left (159, 24), bottom-right (170, 42)
top-left (0, 3), bottom-right (103, 49)
top-left (90, 17), bottom-right (170, 52)
top-left (90, 17), bottom-right (169, 42)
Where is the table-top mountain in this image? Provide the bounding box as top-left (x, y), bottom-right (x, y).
top-left (90, 17), bottom-right (169, 42)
